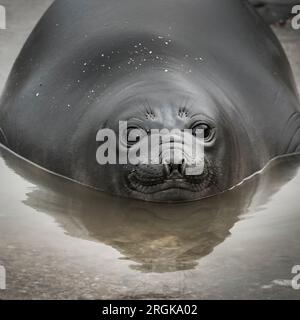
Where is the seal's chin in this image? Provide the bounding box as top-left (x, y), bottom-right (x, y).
top-left (126, 163), bottom-right (219, 201)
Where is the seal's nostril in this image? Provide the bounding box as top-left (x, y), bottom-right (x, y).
top-left (180, 160), bottom-right (186, 176)
top-left (163, 162), bottom-right (185, 178)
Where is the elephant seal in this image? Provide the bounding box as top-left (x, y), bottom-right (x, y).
top-left (0, 0), bottom-right (300, 202)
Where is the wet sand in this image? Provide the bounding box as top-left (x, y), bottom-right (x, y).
top-left (0, 1), bottom-right (300, 299)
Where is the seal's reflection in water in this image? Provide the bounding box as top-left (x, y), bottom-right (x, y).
top-left (1, 145), bottom-right (300, 274)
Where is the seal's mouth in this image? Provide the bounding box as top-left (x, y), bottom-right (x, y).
top-left (127, 161), bottom-right (218, 195)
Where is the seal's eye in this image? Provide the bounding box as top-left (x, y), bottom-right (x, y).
top-left (126, 126), bottom-right (147, 147)
top-left (192, 123), bottom-right (215, 142)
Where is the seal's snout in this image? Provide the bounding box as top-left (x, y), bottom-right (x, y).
top-left (127, 146), bottom-right (208, 197)
top-left (160, 139), bottom-right (205, 179)
top-left (163, 162), bottom-right (185, 179)
top-left (163, 158), bottom-right (203, 179)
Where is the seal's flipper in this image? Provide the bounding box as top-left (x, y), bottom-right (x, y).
top-left (249, 0), bottom-right (297, 24)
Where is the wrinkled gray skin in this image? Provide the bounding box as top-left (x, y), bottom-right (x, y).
top-left (0, 0), bottom-right (300, 202)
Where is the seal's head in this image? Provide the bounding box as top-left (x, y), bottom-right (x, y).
top-left (75, 69), bottom-right (259, 202)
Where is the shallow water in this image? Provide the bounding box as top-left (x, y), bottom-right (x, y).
top-left (0, 144), bottom-right (300, 299)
